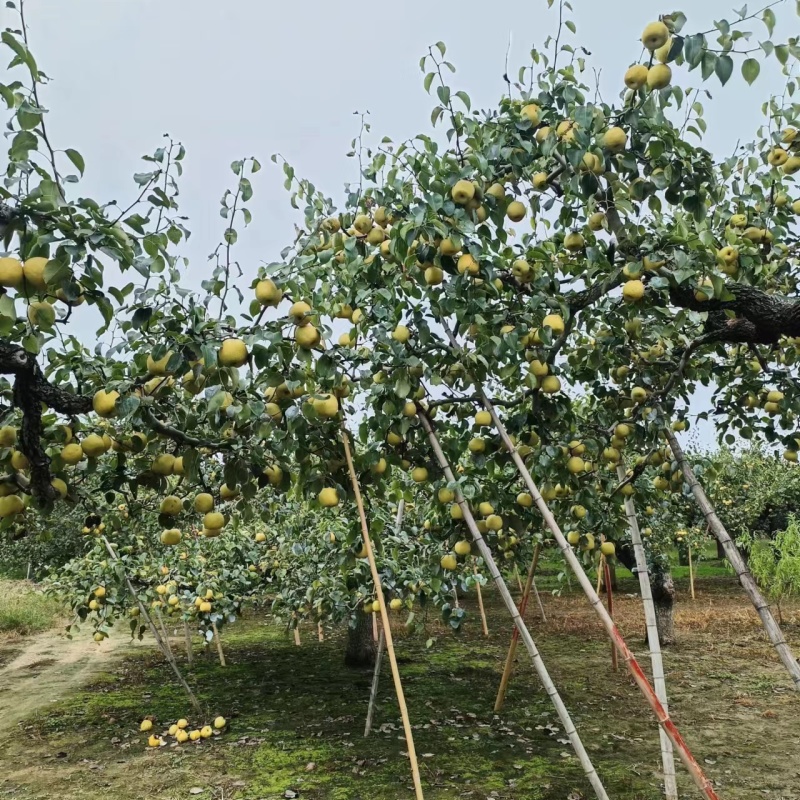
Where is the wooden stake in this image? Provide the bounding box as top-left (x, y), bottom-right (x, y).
top-left (101, 536), bottom-right (200, 712)
top-left (664, 423), bottom-right (800, 690)
top-left (341, 427), bottom-right (425, 800)
top-left (495, 545), bottom-right (539, 712)
top-left (602, 557), bottom-right (618, 672)
top-left (476, 397), bottom-right (720, 799)
top-left (364, 627), bottom-right (385, 737)
top-left (688, 543), bottom-right (695, 601)
top-left (419, 414), bottom-right (609, 800)
top-left (473, 562), bottom-right (489, 636)
top-left (211, 621), bottom-right (226, 667)
top-left (617, 464), bottom-right (678, 800)
top-left (596, 553), bottom-right (605, 595)
top-left (318, 622), bottom-right (325, 642)
top-left (531, 573), bottom-right (547, 622)
top-left (183, 621), bottom-right (193, 666)
top-left (372, 610), bottom-right (379, 642)
top-left (513, 563), bottom-right (524, 594)
top-left (293, 624), bottom-right (301, 646)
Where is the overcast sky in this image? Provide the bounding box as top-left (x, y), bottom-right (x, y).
top-left (12, 0), bottom-right (794, 447)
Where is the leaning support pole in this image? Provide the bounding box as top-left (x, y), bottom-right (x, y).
top-left (602, 556), bottom-right (618, 672)
top-left (364, 627), bottom-right (386, 737)
top-left (473, 562), bottom-right (490, 636)
top-left (478, 398), bottom-right (720, 800)
top-left (183, 620), bottom-right (194, 667)
top-left (341, 427), bottom-right (425, 800)
top-left (183, 621), bottom-right (194, 667)
top-left (211, 621), bottom-right (226, 667)
top-left (664, 425), bottom-right (800, 691)
top-left (101, 536), bottom-right (201, 713)
top-left (419, 413), bottom-right (610, 800)
top-left (495, 543), bottom-right (540, 713)
top-left (617, 464), bottom-right (678, 800)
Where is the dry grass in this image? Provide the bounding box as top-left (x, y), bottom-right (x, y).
top-left (0, 580), bottom-right (64, 638)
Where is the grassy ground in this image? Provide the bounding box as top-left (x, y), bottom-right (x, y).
top-left (0, 579), bottom-right (64, 638)
top-left (1, 562), bottom-right (799, 800)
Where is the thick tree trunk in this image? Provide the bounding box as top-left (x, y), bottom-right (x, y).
top-left (652, 571), bottom-right (676, 646)
top-left (716, 538), bottom-right (725, 560)
top-left (618, 544), bottom-right (675, 646)
top-left (344, 611), bottom-right (376, 669)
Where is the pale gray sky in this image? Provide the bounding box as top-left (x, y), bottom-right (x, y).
top-left (13, 0), bottom-right (794, 445)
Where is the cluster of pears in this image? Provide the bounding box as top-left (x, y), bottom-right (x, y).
top-left (141, 714), bottom-right (226, 747)
top-left (565, 529), bottom-right (616, 557)
top-left (624, 21), bottom-right (675, 93)
top-left (0, 255), bottom-right (87, 331)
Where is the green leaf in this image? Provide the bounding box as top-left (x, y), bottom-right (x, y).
top-left (454, 90), bottom-right (470, 111)
top-left (118, 394), bottom-right (140, 418)
top-left (0, 293), bottom-right (16, 319)
top-left (775, 44), bottom-right (789, 65)
top-left (701, 51), bottom-right (717, 81)
top-left (9, 130), bottom-right (36, 161)
top-left (394, 376), bottom-right (411, 398)
top-left (423, 72), bottom-right (435, 93)
top-left (435, 41), bottom-right (446, 57)
top-left (224, 228), bottom-right (238, 245)
top-left (742, 58), bottom-right (760, 85)
top-left (43, 258), bottom-right (69, 285)
top-left (683, 34), bottom-right (705, 69)
top-left (1, 31), bottom-right (38, 79)
top-left (763, 7), bottom-right (776, 36)
top-left (16, 100), bottom-right (41, 130)
top-left (565, 19), bottom-right (576, 33)
top-left (715, 54), bottom-right (733, 85)
top-left (64, 148), bottom-right (85, 176)
top-left (22, 333), bottom-right (40, 355)
top-left (251, 158), bottom-right (261, 173)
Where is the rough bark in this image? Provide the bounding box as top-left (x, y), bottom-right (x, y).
top-left (617, 543), bottom-right (675, 646)
top-left (0, 341), bottom-right (92, 500)
top-left (652, 571), bottom-right (676, 646)
top-left (669, 283), bottom-right (800, 344)
top-left (344, 611), bottom-right (376, 669)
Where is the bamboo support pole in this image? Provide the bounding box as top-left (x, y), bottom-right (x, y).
top-left (211, 621), bottom-right (226, 667)
top-left (476, 398), bottom-right (720, 800)
top-left (664, 424), bottom-right (800, 690)
top-left (341, 427), bottom-right (424, 800)
top-left (602, 557), bottom-right (618, 672)
top-left (101, 536), bottom-right (200, 712)
top-left (364, 627), bottom-right (386, 737)
top-left (617, 465), bottom-right (678, 800)
top-left (372, 611), bottom-right (379, 641)
top-left (494, 545), bottom-right (539, 712)
top-left (473, 562), bottom-right (490, 636)
top-left (688, 544), bottom-right (695, 601)
top-left (154, 607), bottom-right (175, 661)
top-left (596, 553), bottom-right (605, 595)
top-left (293, 624), bottom-right (301, 646)
top-left (419, 414), bottom-right (609, 800)
top-left (184, 621), bottom-right (193, 666)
